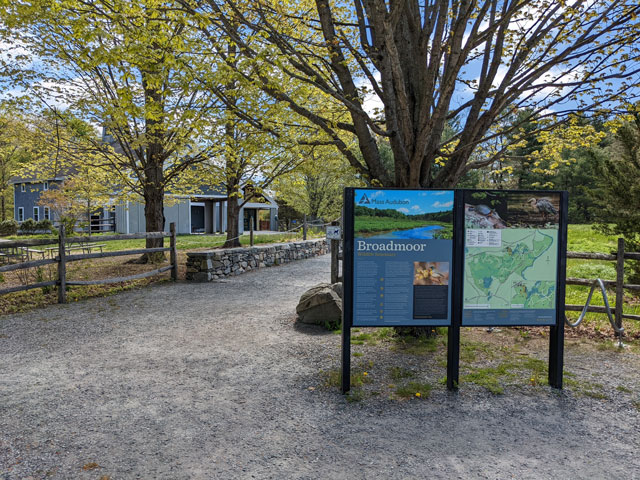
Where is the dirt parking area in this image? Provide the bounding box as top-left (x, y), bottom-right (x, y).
top-left (1, 255), bottom-right (640, 479)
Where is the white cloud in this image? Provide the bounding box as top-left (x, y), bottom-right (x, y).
top-left (398, 207), bottom-right (409, 214)
top-left (411, 205), bottom-right (421, 211)
top-left (432, 201), bottom-right (453, 208)
top-left (370, 190), bottom-right (385, 199)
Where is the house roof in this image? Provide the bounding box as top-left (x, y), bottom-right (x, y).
top-left (9, 175), bottom-right (65, 185)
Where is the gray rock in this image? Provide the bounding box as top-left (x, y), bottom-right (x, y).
top-left (296, 283), bottom-right (342, 326)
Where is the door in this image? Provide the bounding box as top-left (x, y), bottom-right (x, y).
top-left (191, 205), bottom-right (205, 233)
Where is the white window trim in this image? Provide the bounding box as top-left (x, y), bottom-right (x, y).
top-left (18, 207), bottom-right (24, 222)
top-left (33, 206), bottom-right (39, 222)
top-left (21, 183), bottom-right (26, 192)
top-left (43, 206), bottom-right (50, 220)
top-left (43, 181), bottom-right (49, 191)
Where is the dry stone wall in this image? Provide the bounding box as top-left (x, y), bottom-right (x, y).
top-left (186, 239), bottom-right (328, 281)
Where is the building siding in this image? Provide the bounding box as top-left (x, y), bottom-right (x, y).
top-left (14, 181), bottom-right (60, 222)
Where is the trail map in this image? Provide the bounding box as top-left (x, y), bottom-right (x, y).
top-left (463, 229), bottom-right (557, 310)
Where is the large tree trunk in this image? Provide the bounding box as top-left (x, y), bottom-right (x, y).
top-left (224, 195), bottom-right (241, 248)
top-left (140, 165), bottom-right (166, 263)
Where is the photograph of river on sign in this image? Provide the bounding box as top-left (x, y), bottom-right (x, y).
top-left (354, 190), bottom-right (454, 240)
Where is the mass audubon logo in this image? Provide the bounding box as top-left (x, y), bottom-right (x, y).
top-left (358, 191), bottom-right (409, 206)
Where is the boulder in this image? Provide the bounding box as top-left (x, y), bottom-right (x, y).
top-left (296, 283), bottom-right (343, 326)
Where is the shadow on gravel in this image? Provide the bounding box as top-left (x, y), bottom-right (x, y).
top-left (292, 319), bottom-right (338, 336)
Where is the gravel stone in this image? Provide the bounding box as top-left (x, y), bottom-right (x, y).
top-left (1, 255), bottom-right (639, 479)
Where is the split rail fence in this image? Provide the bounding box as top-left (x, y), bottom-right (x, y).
top-left (0, 223), bottom-right (178, 303)
top-left (566, 238), bottom-right (640, 334)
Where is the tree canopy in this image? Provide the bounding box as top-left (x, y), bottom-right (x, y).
top-left (185, 0), bottom-right (640, 187)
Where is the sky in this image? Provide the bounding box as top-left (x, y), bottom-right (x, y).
top-left (355, 189), bottom-right (454, 215)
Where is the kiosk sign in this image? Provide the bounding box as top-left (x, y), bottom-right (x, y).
top-left (350, 188), bottom-right (454, 326)
top-left (342, 187), bottom-right (568, 394)
top-left (462, 190), bottom-right (561, 326)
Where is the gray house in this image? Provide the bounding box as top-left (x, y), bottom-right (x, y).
top-left (115, 186), bottom-right (279, 235)
top-left (12, 178), bottom-right (59, 224)
top-left (12, 175), bottom-right (278, 235)
top-left (11, 174), bottom-right (116, 231)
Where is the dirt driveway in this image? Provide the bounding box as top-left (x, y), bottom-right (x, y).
top-left (1, 255), bottom-right (639, 479)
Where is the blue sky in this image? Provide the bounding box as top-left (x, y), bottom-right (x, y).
top-left (355, 189), bottom-right (454, 215)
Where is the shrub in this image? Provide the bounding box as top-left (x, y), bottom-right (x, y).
top-left (19, 218), bottom-right (37, 235)
top-left (59, 216), bottom-right (77, 236)
top-left (35, 219), bottom-right (54, 233)
top-left (0, 219), bottom-right (19, 236)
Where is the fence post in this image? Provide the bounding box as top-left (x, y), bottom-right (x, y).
top-left (303, 214), bottom-right (307, 240)
top-left (250, 217), bottom-right (254, 246)
top-left (170, 222), bottom-right (178, 282)
top-left (58, 227), bottom-right (67, 304)
top-left (330, 220), bottom-right (339, 284)
top-left (615, 237), bottom-right (625, 339)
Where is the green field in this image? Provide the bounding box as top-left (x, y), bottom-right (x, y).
top-left (5, 230), bottom-right (322, 252)
top-left (565, 225), bottom-right (639, 336)
top-left (354, 215), bottom-right (453, 239)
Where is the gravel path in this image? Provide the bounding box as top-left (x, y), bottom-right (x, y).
top-left (1, 255), bottom-right (639, 479)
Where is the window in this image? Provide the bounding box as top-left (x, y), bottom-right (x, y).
top-left (20, 183), bottom-right (26, 192)
top-left (17, 207), bottom-right (24, 222)
top-left (43, 181), bottom-right (49, 191)
top-left (44, 207), bottom-right (50, 220)
top-left (33, 207), bottom-right (39, 222)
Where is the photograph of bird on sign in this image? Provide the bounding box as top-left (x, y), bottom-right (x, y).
top-left (413, 262), bottom-right (449, 286)
top-left (506, 192), bottom-right (560, 227)
top-left (464, 191), bottom-right (560, 229)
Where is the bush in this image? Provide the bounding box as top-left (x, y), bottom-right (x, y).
top-left (19, 218), bottom-right (38, 235)
top-left (59, 216), bottom-right (77, 236)
top-left (0, 219), bottom-right (19, 236)
top-left (35, 219), bottom-right (54, 233)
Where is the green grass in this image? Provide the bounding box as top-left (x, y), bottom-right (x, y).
top-left (389, 367), bottom-right (416, 380)
top-left (395, 381), bottom-right (432, 398)
top-left (5, 231), bottom-right (320, 253)
top-left (565, 225), bottom-right (640, 335)
top-left (461, 356), bottom-right (549, 394)
top-left (567, 224), bottom-right (618, 253)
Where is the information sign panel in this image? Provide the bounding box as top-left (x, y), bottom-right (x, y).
top-left (348, 188), bottom-right (455, 327)
top-left (461, 190), bottom-right (562, 326)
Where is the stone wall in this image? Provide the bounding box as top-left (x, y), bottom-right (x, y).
top-left (186, 239), bottom-right (328, 281)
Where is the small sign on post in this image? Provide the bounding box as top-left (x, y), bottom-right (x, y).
top-left (326, 226), bottom-right (341, 240)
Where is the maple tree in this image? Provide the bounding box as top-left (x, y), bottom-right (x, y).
top-left (1, 0), bottom-right (223, 260)
top-left (184, 0), bottom-right (640, 188)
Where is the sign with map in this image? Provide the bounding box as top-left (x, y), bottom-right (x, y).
top-left (462, 190), bottom-right (561, 326)
top-left (350, 188), bottom-right (454, 327)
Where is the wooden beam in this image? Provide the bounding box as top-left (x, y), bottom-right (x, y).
top-left (66, 265), bottom-right (173, 286)
top-left (65, 247), bottom-right (169, 263)
top-left (0, 281), bottom-right (57, 295)
top-left (0, 238), bottom-right (58, 248)
top-left (566, 251), bottom-right (616, 261)
top-left (566, 277), bottom-right (615, 287)
top-left (0, 258), bottom-right (58, 273)
top-left (65, 232), bottom-right (169, 243)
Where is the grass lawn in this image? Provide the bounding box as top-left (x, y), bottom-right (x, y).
top-left (3, 230), bottom-right (323, 253)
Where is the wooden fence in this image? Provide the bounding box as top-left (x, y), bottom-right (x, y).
top-left (0, 223), bottom-right (178, 303)
top-left (567, 237), bottom-right (640, 332)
